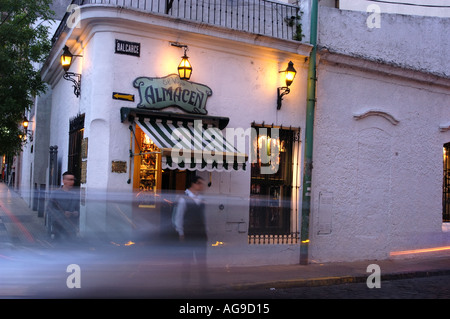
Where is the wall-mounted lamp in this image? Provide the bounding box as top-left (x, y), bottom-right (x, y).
top-left (277, 61), bottom-right (297, 110)
top-left (61, 45), bottom-right (82, 98)
top-left (171, 42), bottom-right (192, 80)
top-left (22, 117), bottom-right (30, 129)
top-left (21, 117), bottom-right (34, 142)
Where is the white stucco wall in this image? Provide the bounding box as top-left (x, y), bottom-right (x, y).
top-left (30, 2), bottom-right (450, 265)
top-left (339, 0), bottom-right (450, 18)
top-left (17, 18), bottom-right (61, 205)
top-left (104, 32), bottom-right (308, 265)
top-left (318, 6), bottom-right (450, 77)
top-left (308, 6), bottom-right (450, 263)
top-left (311, 55), bottom-right (450, 262)
top-left (48, 60), bottom-right (83, 184)
top-left (39, 5), bottom-right (312, 265)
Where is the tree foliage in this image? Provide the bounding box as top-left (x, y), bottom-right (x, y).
top-left (0, 0), bottom-right (54, 155)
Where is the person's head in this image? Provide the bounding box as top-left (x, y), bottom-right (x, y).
top-left (188, 175), bottom-right (205, 194)
top-left (62, 171), bottom-right (75, 190)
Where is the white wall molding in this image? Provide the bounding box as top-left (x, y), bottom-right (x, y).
top-left (353, 109), bottom-right (400, 126)
top-left (440, 122), bottom-right (450, 132)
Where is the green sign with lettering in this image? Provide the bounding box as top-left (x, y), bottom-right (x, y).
top-left (133, 74), bottom-right (212, 115)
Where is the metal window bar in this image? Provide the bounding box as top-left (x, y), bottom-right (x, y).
top-left (68, 114), bottom-right (85, 187)
top-left (48, 146), bottom-right (59, 188)
top-left (248, 126), bottom-right (301, 245)
top-left (248, 233), bottom-right (299, 245)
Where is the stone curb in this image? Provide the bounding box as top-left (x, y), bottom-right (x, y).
top-left (231, 269), bottom-right (450, 291)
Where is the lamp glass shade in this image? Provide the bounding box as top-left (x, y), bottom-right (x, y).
top-left (178, 55), bottom-right (192, 80)
top-left (284, 61), bottom-right (296, 87)
top-left (22, 119), bottom-right (29, 128)
top-left (61, 46), bottom-right (73, 72)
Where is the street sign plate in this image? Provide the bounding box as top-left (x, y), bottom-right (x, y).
top-left (112, 92), bottom-right (135, 102)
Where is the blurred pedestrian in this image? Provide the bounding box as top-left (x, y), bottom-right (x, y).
top-left (8, 165), bottom-right (15, 187)
top-left (47, 171), bottom-right (80, 243)
top-left (173, 175), bottom-right (209, 291)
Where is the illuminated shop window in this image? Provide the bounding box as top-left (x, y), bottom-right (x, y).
top-left (248, 125), bottom-right (300, 244)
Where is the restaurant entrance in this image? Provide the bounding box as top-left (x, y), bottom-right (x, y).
top-left (161, 169), bottom-right (195, 191)
top-left (131, 125), bottom-right (195, 242)
top-left (122, 107), bottom-right (247, 243)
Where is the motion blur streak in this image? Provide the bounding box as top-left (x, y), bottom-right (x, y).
top-left (0, 254), bottom-right (15, 260)
top-left (390, 246), bottom-right (450, 256)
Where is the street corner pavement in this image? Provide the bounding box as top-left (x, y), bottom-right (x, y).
top-left (1, 182), bottom-right (450, 299)
top-left (208, 251), bottom-right (450, 294)
top-left (0, 185), bottom-right (51, 249)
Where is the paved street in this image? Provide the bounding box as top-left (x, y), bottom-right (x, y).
top-left (208, 274), bottom-right (450, 299)
top-left (1, 182), bottom-right (450, 299)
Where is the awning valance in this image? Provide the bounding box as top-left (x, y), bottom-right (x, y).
top-left (135, 118), bottom-right (247, 172)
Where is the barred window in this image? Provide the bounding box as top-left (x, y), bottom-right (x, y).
top-left (68, 113), bottom-right (85, 187)
top-left (248, 124), bottom-right (300, 244)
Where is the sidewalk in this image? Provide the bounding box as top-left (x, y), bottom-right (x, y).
top-left (218, 253), bottom-right (450, 293)
top-left (0, 183), bottom-right (50, 247)
top-left (1, 182), bottom-right (450, 297)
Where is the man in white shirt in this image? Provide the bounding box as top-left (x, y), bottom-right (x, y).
top-left (173, 175), bottom-right (209, 290)
top-left (173, 178), bottom-right (205, 241)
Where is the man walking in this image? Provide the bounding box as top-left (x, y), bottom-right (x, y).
top-left (173, 175), bottom-right (209, 291)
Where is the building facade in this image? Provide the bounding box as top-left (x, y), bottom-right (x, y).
top-left (310, 6), bottom-right (450, 262)
top-left (21, 0), bottom-right (312, 266)
top-left (17, 1), bottom-right (450, 265)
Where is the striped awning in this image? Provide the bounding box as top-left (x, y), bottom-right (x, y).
top-left (136, 118), bottom-right (247, 171)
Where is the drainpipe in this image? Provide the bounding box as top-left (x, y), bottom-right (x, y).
top-left (300, 0), bottom-right (318, 265)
